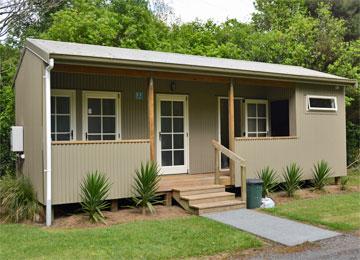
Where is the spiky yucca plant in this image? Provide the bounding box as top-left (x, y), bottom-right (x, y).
top-left (312, 160), bottom-right (332, 190)
top-left (257, 166), bottom-right (278, 197)
top-left (282, 163), bottom-right (303, 197)
top-left (0, 175), bottom-right (40, 223)
top-left (80, 171), bottom-right (111, 223)
top-left (132, 161), bottom-right (162, 214)
top-left (340, 176), bottom-right (349, 191)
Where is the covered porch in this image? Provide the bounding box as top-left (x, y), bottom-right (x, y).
top-left (50, 63), bottom-right (297, 205)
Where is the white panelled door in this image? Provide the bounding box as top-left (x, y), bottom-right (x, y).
top-left (156, 94), bottom-right (189, 174)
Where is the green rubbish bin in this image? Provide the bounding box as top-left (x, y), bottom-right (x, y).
top-left (246, 179), bottom-right (263, 209)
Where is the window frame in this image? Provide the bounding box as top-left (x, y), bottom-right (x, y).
top-left (51, 89), bottom-right (76, 141)
top-left (244, 99), bottom-right (269, 137)
top-left (306, 95), bottom-right (338, 112)
top-left (82, 91), bottom-right (121, 141)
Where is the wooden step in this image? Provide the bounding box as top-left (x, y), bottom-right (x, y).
top-left (173, 184), bottom-right (225, 196)
top-left (181, 192), bottom-right (235, 205)
top-left (159, 177), bottom-right (230, 191)
top-left (191, 200), bottom-right (246, 215)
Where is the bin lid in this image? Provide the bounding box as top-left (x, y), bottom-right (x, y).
top-left (246, 178), bottom-right (263, 184)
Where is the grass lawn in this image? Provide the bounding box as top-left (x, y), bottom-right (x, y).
top-left (264, 168), bottom-right (360, 232)
top-left (0, 216), bottom-right (261, 259)
top-left (264, 192), bottom-right (360, 231)
top-left (265, 170), bottom-right (360, 231)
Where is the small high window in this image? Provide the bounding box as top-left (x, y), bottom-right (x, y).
top-left (306, 95), bottom-right (337, 111)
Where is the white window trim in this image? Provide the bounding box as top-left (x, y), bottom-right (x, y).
top-left (51, 89), bottom-right (76, 141)
top-left (82, 91), bottom-right (121, 141)
top-left (306, 95), bottom-right (338, 112)
top-left (244, 99), bottom-right (269, 137)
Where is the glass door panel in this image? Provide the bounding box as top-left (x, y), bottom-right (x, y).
top-left (157, 95), bottom-right (188, 174)
top-left (160, 100), bottom-right (185, 167)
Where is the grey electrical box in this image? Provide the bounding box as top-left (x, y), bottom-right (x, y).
top-left (11, 126), bottom-right (23, 152)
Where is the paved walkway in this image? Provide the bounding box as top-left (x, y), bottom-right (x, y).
top-left (204, 209), bottom-right (340, 246)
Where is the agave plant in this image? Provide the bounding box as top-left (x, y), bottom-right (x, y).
top-left (257, 166), bottom-right (278, 197)
top-left (0, 175), bottom-right (40, 223)
top-left (132, 161), bottom-right (162, 214)
top-left (80, 171), bottom-right (111, 223)
top-left (282, 163), bottom-right (303, 197)
top-left (312, 160), bottom-right (332, 190)
top-left (340, 176), bottom-right (349, 191)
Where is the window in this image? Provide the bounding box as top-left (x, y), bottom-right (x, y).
top-left (83, 91), bottom-right (121, 141)
top-left (245, 99), bottom-right (268, 137)
top-left (51, 90), bottom-right (76, 141)
top-left (306, 95), bottom-right (337, 111)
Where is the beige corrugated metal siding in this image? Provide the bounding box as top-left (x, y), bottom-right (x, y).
top-left (51, 141), bottom-right (150, 204)
top-left (15, 51), bottom-right (45, 204)
top-left (52, 72), bottom-right (149, 139)
top-left (235, 85), bottom-right (346, 181)
top-left (52, 72), bottom-right (296, 175)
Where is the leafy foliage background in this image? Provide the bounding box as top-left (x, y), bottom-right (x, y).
top-left (0, 0), bottom-right (359, 176)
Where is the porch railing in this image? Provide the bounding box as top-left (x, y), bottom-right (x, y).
top-left (212, 139), bottom-right (247, 202)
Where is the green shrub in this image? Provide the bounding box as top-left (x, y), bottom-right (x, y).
top-left (312, 160), bottom-right (332, 190)
top-left (0, 175), bottom-right (40, 223)
top-left (0, 86), bottom-right (16, 176)
top-left (80, 171), bottom-right (111, 223)
top-left (257, 166), bottom-right (278, 197)
top-left (340, 176), bottom-right (349, 191)
top-left (282, 163), bottom-right (303, 197)
top-left (132, 161), bottom-right (162, 214)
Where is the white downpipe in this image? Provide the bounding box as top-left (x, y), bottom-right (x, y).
top-left (45, 58), bottom-right (54, 226)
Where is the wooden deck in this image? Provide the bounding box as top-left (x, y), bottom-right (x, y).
top-left (158, 172), bottom-right (231, 193)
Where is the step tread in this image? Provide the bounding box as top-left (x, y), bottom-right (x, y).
top-left (172, 184), bottom-right (224, 192)
top-left (191, 200), bottom-right (245, 209)
top-left (181, 192), bottom-right (234, 201)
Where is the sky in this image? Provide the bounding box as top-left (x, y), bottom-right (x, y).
top-left (165, 0), bottom-right (255, 24)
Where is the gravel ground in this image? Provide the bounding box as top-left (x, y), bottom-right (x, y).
top-left (248, 234), bottom-right (360, 260)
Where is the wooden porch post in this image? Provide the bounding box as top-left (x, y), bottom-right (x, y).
top-left (228, 79), bottom-right (235, 184)
top-left (148, 77), bottom-right (155, 161)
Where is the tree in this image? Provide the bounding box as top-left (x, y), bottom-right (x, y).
top-left (0, 0), bottom-right (66, 45)
top-left (305, 0), bottom-right (360, 41)
top-left (252, 0), bottom-right (306, 31)
top-left (42, 0), bottom-right (169, 50)
top-left (0, 85), bottom-right (15, 175)
top-left (328, 40), bottom-right (360, 164)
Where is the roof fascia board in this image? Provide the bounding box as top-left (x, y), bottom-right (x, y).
top-left (26, 40), bottom-right (50, 63)
top-left (12, 48), bottom-right (49, 88)
top-left (52, 55), bottom-right (357, 87)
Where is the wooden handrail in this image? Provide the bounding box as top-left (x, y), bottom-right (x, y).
top-left (212, 139), bottom-right (247, 203)
top-left (212, 140), bottom-right (246, 165)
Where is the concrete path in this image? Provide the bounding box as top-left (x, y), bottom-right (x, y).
top-left (204, 209), bottom-right (340, 246)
